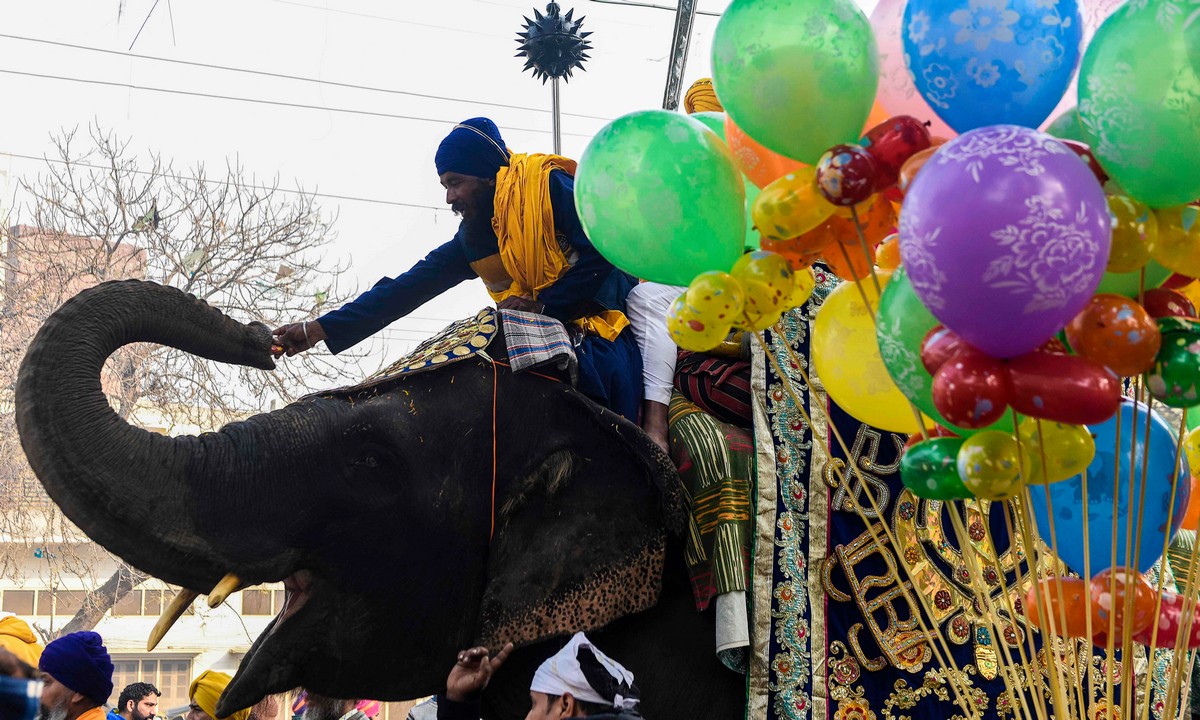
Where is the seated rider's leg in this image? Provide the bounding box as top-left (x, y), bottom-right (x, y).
top-left (626, 282), bottom-right (685, 453)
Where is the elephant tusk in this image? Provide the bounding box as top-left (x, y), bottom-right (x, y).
top-left (147, 589), bottom-right (199, 651)
top-left (207, 573), bottom-right (242, 608)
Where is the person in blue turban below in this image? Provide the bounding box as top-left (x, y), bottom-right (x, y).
top-left (273, 117), bottom-right (643, 424)
top-left (37, 631), bottom-right (114, 720)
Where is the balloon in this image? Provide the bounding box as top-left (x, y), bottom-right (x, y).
top-left (690, 111), bottom-right (726, 138)
top-left (1028, 399), bottom-right (1191, 574)
top-left (816, 144), bottom-right (880, 207)
top-left (877, 268), bottom-right (1014, 436)
top-left (683, 112), bottom-right (765, 251)
top-left (823, 238), bottom-right (876, 282)
top-left (860, 116), bottom-right (932, 190)
top-left (1180, 280), bottom-right (1200, 313)
top-left (1019, 418), bottom-right (1096, 485)
top-left (731, 251), bottom-right (795, 331)
top-left (1147, 317), bottom-right (1200, 407)
top-left (753, 168), bottom-right (837, 241)
top-left (1106, 196), bottom-right (1156, 274)
top-left (931, 346), bottom-right (1011, 428)
top-left (712, 0), bottom-right (879, 164)
top-left (837, 198), bottom-right (897, 245)
top-left (1064, 294), bottom-right (1162, 376)
top-left (1059, 140), bottom-right (1110, 187)
top-left (1096, 259), bottom-right (1172, 299)
top-left (1149, 206), bottom-right (1200, 278)
top-left (901, 437), bottom-right (972, 500)
top-left (899, 125), bottom-right (1112, 358)
top-left (789, 267), bottom-right (817, 309)
top-left (920, 325), bottom-right (969, 376)
top-left (1089, 568), bottom-right (1157, 639)
top-left (1131, 591), bottom-right (1200, 649)
top-left (1180, 475), bottom-right (1200, 531)
top-left (1079, 1), bottom-right (1200, 208)
top-left (1186, 428), bottom-right (1200, 476)
top-left (685, 271), bottom-right (745, 324)
top-left (877, 235), bottom-right (902, 271)
top-left (724, 115), bottom-right (807, 189)
top-left (897, 146), bottom-right (938, 198)
top-left (1023, 577), bottom-right (1091, 637)
top-left (957, 431), bottom-right (1024, 500)
top-left (576, 111), bottom-right (746, 286)
top-left (1007, 351), bottom-right (1121, 424)
top-left (1142, 288), bottom-right (1197, 320)
top-left (813, 276), bottom-right (922, 433)
top-left (667, 295), bottom-right (731, 352)
top-left (903, 0), bottom-right (1083, 132)
top-left (1043, 0), bottom-right (1129, 134)
top-left (1045, 108), bottom-right (1087, 142)
top-left (869, 0), bottom-right (957, 139)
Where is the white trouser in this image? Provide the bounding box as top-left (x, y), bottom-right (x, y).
top-left (627, 282), bottom-right (686, 406)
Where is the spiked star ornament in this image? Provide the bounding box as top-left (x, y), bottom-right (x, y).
top-left (515, 3), bottom-right (592, 83)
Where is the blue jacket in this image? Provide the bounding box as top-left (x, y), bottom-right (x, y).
top-left (318, 171), bottom-right (636, 355)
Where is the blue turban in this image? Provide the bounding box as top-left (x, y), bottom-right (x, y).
top-left (435, 117), bottom-right (510, 178)
top-left (39, 631), bottom-right (113, 706)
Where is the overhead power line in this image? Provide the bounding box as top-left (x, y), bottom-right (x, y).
top-left (0, 33), bottom-right (613, 122)
top-left (0, 68), bottom-right (597, 139)
top-left (588, 0), bottom-right (721, 15)
top-left (0, 150), bottom-right (450, 211)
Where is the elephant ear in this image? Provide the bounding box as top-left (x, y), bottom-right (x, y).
top-left (477, 389), bottom-right (684, 649)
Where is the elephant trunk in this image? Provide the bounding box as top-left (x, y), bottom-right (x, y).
top-left (16, 280), bottom-right (284, 590)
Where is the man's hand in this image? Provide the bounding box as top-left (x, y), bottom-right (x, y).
top-left (271, 320), bottom-right (328, 358)
top-left (445, 643), bottom-right (513, 703)
top-left (496, 296), bottom-right (544, 314)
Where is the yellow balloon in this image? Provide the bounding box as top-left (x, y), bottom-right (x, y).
top-left (685, 271), bottom-right (745, 324)
top-left (1017, 418), bottom-right (1095, 485)
top-left (811, 275), bottom-right (921, 434)
top-left (1179, 280), bottom-right (1200, 311)
top-left (1148, 206), bottom-right (1200, 277)
top-left (957, 431), bottom-right (1024, 500)
top-left (1185, 427), bottom-right (1200, 476)
top-left (788, 267), bottom-right (817, 309)
top-left (666, 295), bottom-right (731, 351)
top-left (1106, 195), bottom-right (1155, 274)
top-left (752, 166), bottom-right (837, 242)
top-left (732, 251), bottom-right (795, 331)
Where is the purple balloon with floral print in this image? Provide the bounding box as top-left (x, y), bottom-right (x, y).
top-left (898, 125), bottom-right (1111, 358)
top-left (903, 0), bottom-right (1083, 133)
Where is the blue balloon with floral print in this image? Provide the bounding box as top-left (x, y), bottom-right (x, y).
top-left (903, 0), bottom-right (1083, 133)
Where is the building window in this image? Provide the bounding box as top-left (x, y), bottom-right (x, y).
top-left (113, 590), bottom-right (142, 617)
top-left (1, 590), bottom-right (34, 615)
top-left (241, 589), bottom-right (273, 615)
top-left (110, 656), bottom-right (192, 710)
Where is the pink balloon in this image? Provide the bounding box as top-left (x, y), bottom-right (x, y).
top-left (869, 0), bottom-right (955, 140)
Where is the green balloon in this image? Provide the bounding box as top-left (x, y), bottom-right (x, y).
top-left (1079, 1), bottom-right (1200, 208)
top-left (900, 437), bottom-right (972, 501)
top-left (876, 267), bottom-right (1014, 436)
top-left (575, 111), bottom-right (746, 286)
top-left (1094, 259), bottom-right (1171, 298)
top-left (711, 0), bottom-right (878, 164)
top-left (688, 111), bottom-right (762, 249)
top-left (1148, 320), bottom-right (1200, 408)
top-left (690, 111), bottom-right (726, 139)
top-left (1187, 405), bottom-right (1200, 431)
top-left (1045, 107), bottom-right (1086, 142)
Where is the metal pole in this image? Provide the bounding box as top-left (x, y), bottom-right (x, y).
top-left (552, 77), bottom-right (562, 154)
top-left (662, 0), bottom-right (698, 110)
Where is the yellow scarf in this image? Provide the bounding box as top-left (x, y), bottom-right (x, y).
top-left (488, 153), bottom-right (628, 342)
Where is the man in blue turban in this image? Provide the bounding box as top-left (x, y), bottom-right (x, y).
top-left (37, 631), bottom-right (113, 720)
top-left (273, 117), bottom-right (646, 427)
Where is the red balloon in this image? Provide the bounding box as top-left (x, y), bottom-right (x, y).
top-left (932, 347), bottom-right (1011, 428)
top-left (1007, 351), bottom-right (1122, 425)
top-left (903, 425), bottom-right (958, 451)
top-left (815, 144), bottom-right (880, 207)
top-left (860, 116), bottom-right (932, 190)
top-left (1142, 288), bottom-right (1198, 319)
top-left (1164, 273), bottom-right (1195, 290)
top-left (1059, 140), bottom-right (1110, 186)
top-left (1038, 336), bottom-right (1070, 354)
top-left (920, 325), bottom-right (967, 375)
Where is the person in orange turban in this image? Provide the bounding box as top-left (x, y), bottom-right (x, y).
top-left (187, 671), bottom-right (249, 720)
top-left (683, 78), bottom-right (723, 114)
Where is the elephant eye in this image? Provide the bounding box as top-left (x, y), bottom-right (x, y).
top-left (353, 453), bottom-right (380, 469)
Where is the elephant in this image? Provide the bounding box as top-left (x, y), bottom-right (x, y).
top-left (15, 280), bottom-right (746, 719)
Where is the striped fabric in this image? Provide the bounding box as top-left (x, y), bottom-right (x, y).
top-left (668, 394), bottom-right (754, 612)
top-left (499, 309), bottom-right (578, 383)
top-left (673, 351), bottom-right (752, 428)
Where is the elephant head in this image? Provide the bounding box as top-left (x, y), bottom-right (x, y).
top-left (16, 281), bottom-right (682, 714)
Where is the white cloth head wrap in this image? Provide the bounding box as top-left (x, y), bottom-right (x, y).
top-left (529, 632), bottom-right (640, 712)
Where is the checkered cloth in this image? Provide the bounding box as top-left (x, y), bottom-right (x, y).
top-left (500, 309), bottom-right (578, 384)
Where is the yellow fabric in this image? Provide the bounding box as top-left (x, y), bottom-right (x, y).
top-left (490, 152), bottom-right (578, 302)
top-left (683, 78), bottom-right (723, 114)
top-left (0, 615), bottom-right (43, 667)
top-left (190, 670), bottom-right (250, 720)
top-left (572, 310), bottom-right (629, 342)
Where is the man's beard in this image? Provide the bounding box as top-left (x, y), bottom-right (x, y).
top-left (304, 695), bottom-right (351, 720)
top-left (456, 185), bottom-right (496, 245)
top-left (37, 701), bottom-right (68, 720)
top-left (133, 709), bottom-right (155, 720)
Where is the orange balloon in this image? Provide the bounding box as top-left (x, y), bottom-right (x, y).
top-left (823, 237), bottom-right (876, 281)
top-left (1089, 568), bottom-right (1157, 641)
top-left (864, 100), bottom-right (891, 133)
top-left (1023, 577), bottom-right (1091, 638)
top-left (725, 116), bottom-right (807, 189)
top-left (835, 197), bottom-right (897, 246)
top-left (1180, 475), bottom-right (1200, 529)
top-left (877, 234), bottom-right (902, 271)
top-left (897, 146), bottom-right (939, 198)
top-left (1064, 293), bottom-right (1162, 376)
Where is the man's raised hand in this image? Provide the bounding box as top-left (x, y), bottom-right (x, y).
top-left (271, 320), bottom-right (328, 358)
top-left (445, 643), bottom-right (513, 703)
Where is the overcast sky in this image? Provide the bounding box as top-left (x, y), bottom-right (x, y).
top-left (1, 0), bottom-right (877, 377)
